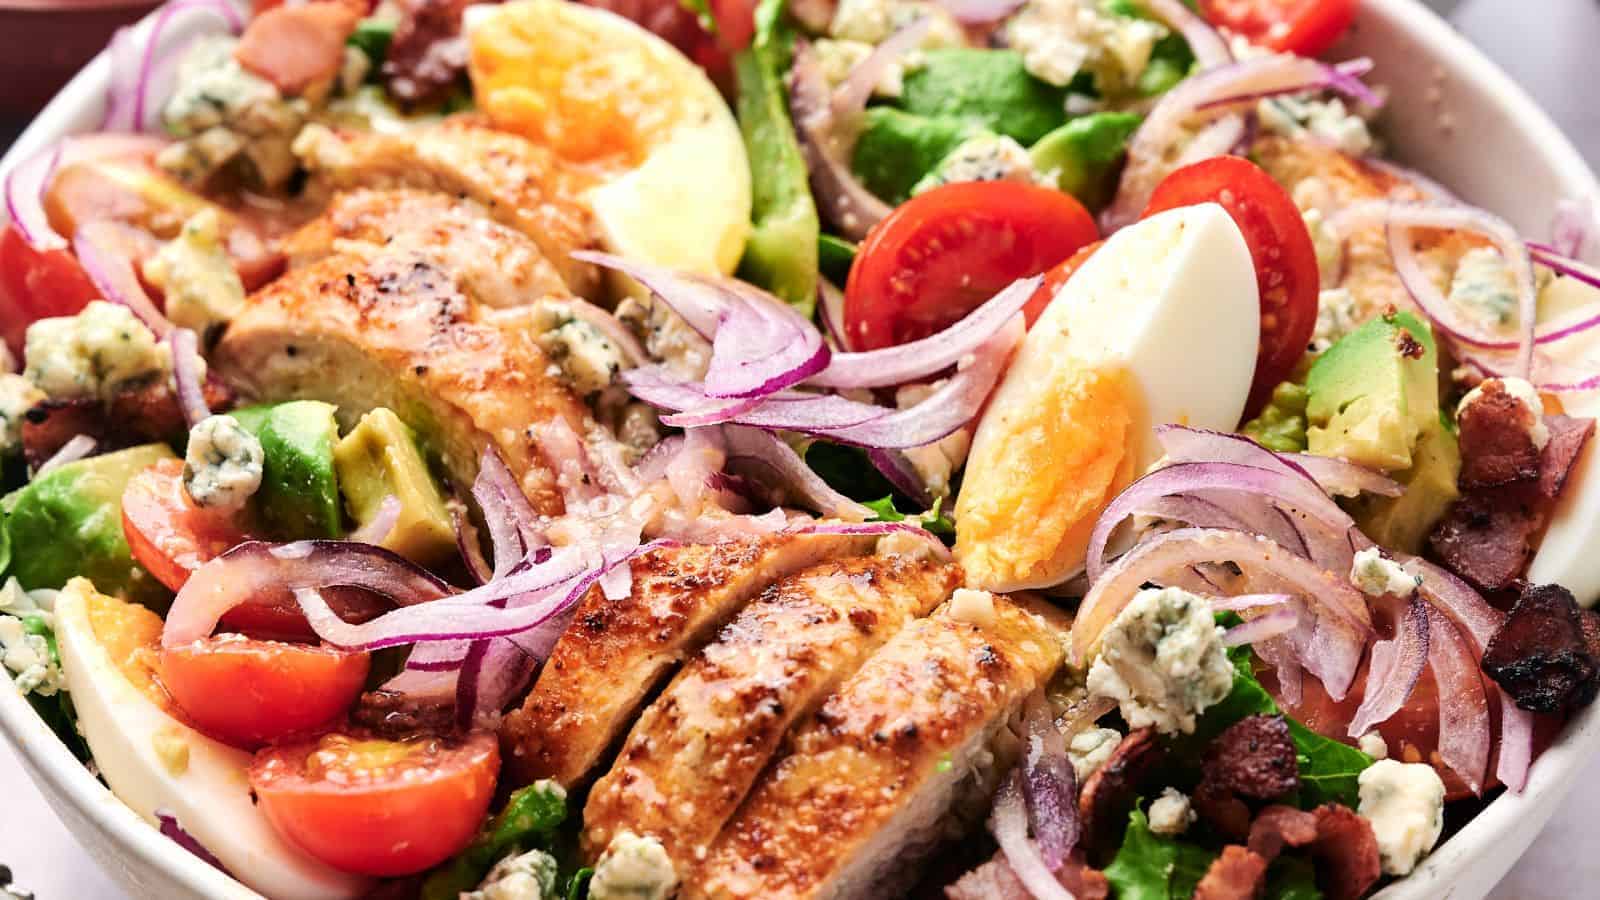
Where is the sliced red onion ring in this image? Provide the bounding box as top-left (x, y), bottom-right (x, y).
top-left (570, 250), bottom-right (729, 337)
top-left (35, 434), bottom-right (98, 476)
top-left (1284, 453), bottom-right (1403, 498)
top-left (628, 367), bottom-right (888, 430)
top-left (1141, 0), bottom-right (1232, 69)
top-left (155, 809), bottom-right (231, 875)
top-left (833, 17), bottom-right (933, 120)
top-left (163, 540), bottom-right (455, 647)
top-left (1196, 58), bottom-right (1380, 111)
top-left (808, 276), bottom-right (1041, 389)
top-left (1155, 425), bottom-right (1317, 484)
top-left (1210, 593), bottom-right (1293, 612)
top-left (665, 427), bottom-right (726, 511)
top-left (1347, 595), bottom-right (1430, 738)
top-left (1550, 197), bottom-right (1595, 260)
top-left (121, 0), bottom-right (247, 133)
top-left (789, 40), bottom-right (894, 241)
top-left (702, 283), bottom-right (831, 399)
top-left (936, 0), bottom-right (1024, 25)
top-left (1424, 605), bottom-right (1491, 794)
top-left (560, 297), bottom-right (647, 368)
top-left (633, 434), bottom-right (685, 484)
top-left (4, 144), bottom-right (65, 252)
top-left (451, 498), bottom-right (493, 586)
top-left (72, 222), bottom-right (171, 336)
top-left (866, 447), bottom-right (935, 511)
top-left (1222, 606), bottom-right (1301, 647)
top-left (818, 278), bottom-right (852, 351)
top-left (168, 328), bottom-right (209, 428)
top-left (456, 637), bottom-right (537, 728)
top-left (1528, 242), bottom-right (1600, 295)
top-left (350, 495), bottom-right (402, 547)
top-left (1021, 693), bottom-right (1078, 871)
top-left (990, 769), bottom-right (1074, 900)
top-left (382, 665), bottom-right (459, 700)
top-left (723, 426), bottom-right (872, 520)
top-left (472, 448), bottom-right (545, 577)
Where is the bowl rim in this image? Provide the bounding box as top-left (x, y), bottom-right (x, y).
top-left (1, 1), bottom-right (1598, 898)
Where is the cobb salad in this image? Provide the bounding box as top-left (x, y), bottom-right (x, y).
top-left (2, 0), bottom-right (1599, 898)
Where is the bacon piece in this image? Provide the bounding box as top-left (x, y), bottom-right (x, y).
top-left (1246, 804), bottom-right (1319, 861)
top-left (1204, 715), bottom-right (1300, 800)
top-left (1310, 803), bottom-right (1382, 900)
top-left (349, 688), bottom-right (456, 739)
top-left (1193, 776), bottom-right (1253, 843)
top-left (1540, 415), bottom-right (1596, 499)
top-left (382, 0), bottom-right (471, 104)
top-left (20, 378), bottom-right (234, 468)
top-left (1078, 728), bottom-right (1163, 861)
top-left (1482, 582), bottom-right (1600, 713)
top-left (944, 850), bottom-right (1109, 900)
top-left (235, 2), bottom-right (361, 96)
top-left (1457, 380), bottom-right (1543, 489)
top-left (1193, 845), bottom-right (1268, 900)
top-left (1429, 490), bottom-right (1538, 593)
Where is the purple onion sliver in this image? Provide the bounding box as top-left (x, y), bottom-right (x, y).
top-left (832, 17), bottom-right (932, 119)
top-left (1221, 606), bottom-right (1301, 647)
top-left (156, 810), bottom-right (231, 876)
top-left (1348, 595), bottom-right (1430, 738)
top-left (168, 328), bottom-right (210, 428)
top-left (35, 434), bottom-right (97, 477)
top-left (72, 222), bottom-right (172, 335)
top-left (4, 143), bottom-right (66, 252)
top-left (867, 448), bottom-right (934, 511)
top-left (934, 0), bottom-right (1025, 25)
top-left (1021, 696), bottom-right (1078, 871)
top-left (989, 769), bottom-right (1074, 900)
top-left (1210, 593), bottom-right (1294, 612)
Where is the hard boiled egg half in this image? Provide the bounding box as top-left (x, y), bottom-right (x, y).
top-left (54, 579), bottom-right (369, 899)
top-left (956, 204), bottom-right (1260, 592)
top-left (467, 0), bottom-right (751, 284)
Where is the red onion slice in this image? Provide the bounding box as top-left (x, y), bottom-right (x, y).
top-left (1284, 453), bottom-right (1403, 498)
top-left (560, 297), bottom-right (648, 368)
top-left (990, 769), bottom-right (1075, 900)
top-left (833, 17), bottom-right (933, 120)
top-left (1210, 593), bottom-right (1294, 612)
top-left (1550, 198), bottom-right (1595, 260)
top-left (119, 0), bottom-right (247, 133)
top-left (818, 279), bottom-right (853, 351)
top-left (723, 425), bottom-right (872, 520)
top-left (72, 222), bottom-right (171, 336)
top-left (702, 284), bottom-right (831, 399)
top-left (4, 145), bottom-right (66, 252)
top-left (382, 665), bottom-right (459, 700)
top-left (1155, 425), bottom-right (1318, 484)
top-left (664, 427), bottom-right (726, 511)
top-left (1222, 605), bottom-right (1301, 647)
top-left (35, 434), bottom-right (98, 476)
top-left (349, 495), bottom-right (402, 547)
top-left (789, 40), bottom-right (894, 241)
top-left (1141, 0), bottom-right (1232, 69)
top-left (626, 368), bottom-right (889, 431)
top-left (168, 328), bottom-right (210, 428)
top-left (809, 275), bottom-right (1041, 389)
top-left (472, 448), bottom-right (545, 577)
top-left (155, 809), bottom-right (231, 875)
top-left (451, 499), bottom-right (493, 586)
top-left (936, 0), bottom-right (1024, 25)
top-left (1424, 605), bottom-right (1491, 794)
top-left (1021, 693), bottom-right (1079, 871)
top-left (866, 447), bottom-right (935, 511)
top-left (572, 251), bottom-right (729, 338)
top-left (1347, 595), bottom-right (1430, 738)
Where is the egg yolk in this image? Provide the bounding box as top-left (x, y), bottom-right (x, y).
top-left (85, 584), bottom-right (173, 711)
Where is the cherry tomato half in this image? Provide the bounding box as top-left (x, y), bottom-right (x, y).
top-left (158, 635), bottom-right (370, 749)
top-left (121, 459), bottom-right (252, 594)
top-left (1199, 0), bottom-right (1358, 58)
top-left (845, 181), bottom-right (1100, 350)
top-left (250, 730), bottom-right (500, 877)
top-left (1025, 239), bottom-right (1105, 320)
top-left (1142, 156), bottom-right (1320, 417)
top-left (0, 224), bottom-right (98, 358)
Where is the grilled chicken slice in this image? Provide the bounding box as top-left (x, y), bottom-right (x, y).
top-left (500, 531), bottom-right (878, 788)
top-left (294, 118), bottom-right (599, 294)
top-left (214, 249), bottom-right (589, 514)
top-left (1253, 135), bottom-right (1488, 328)
top-left (582, 553), bottom-right (962, 866)
top-left (282, 188), bottom-right (572, 306)
top-left (691, 593), bottom-right (1069, 900)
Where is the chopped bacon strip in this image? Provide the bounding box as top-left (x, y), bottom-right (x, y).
top-left (1428, 492), bottom-right (1538, 593)
top-left (1204, 715), bottom-right (1300, 800)
top-left (1246, 804), bottom-right (1319, 861)
top-left (1193, 845), bottom-right (1269, 900)
top-left (350, 689), bottom-right (457, 740)
top-left (382, 0), bottom-right (471, 105)
top-left (20, 378), bottom-right (234, 468)
top-left (1310, 803), bottom-right (1382, 900)
top-left (235, 2), bottom-right (362, 96)
top-left (1193, 776), bottom-right (1254, 843)
top-left (1078, 728), bottom-right (1163, 861)
top-left (1540, 415), bottom-right (1596, 499)
top-left (1482, 582), bottom-right (1600, 713)
top-left (1457, 380), bottom-right (1543, 489)
top-left (944, 850), bottom-right (1110, 900)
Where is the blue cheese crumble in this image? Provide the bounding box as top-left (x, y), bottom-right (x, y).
top-left (464, 848), bottom-right (560, 900)
top-left (0, 578), bottom-right (63, 697)
top-left (1067, 726), bottom-right (1123, 781)
top-left (589, 831), bottom-right (677, 900)
top-left (183, 414), bottom-right (264, 511)
top-left (0, 374), bottom-right (44, 456)
top-left (1259, 94), bottom-right (1375, 157)
top-left (1357, 759), bottom-right (1446, 876)
top-left (534, 302), bottom-right (627, 396)
top-left (911, 134), bottom-right (1044, 196)
top-left (1085, 586), bottom-right (1235, 735)
top-left (159, 36), bottom-right (310, 190)
top-left (1004, 0), bottom-right (1167, 92)
top-left (1350, 547), bottom-right (1422, 598)
top-left (1311, 287), bottom-right (1361, 354)
top-left (23, 301), bottom-right (175, 402)
top-left (143, 209), bottom-right (247, 339)
top-left (1448, 247), bottom-right (1520, 330)
top-left (1147, 787), bottom-right (1195, 836)
top-left (829, 0), bottom-right (967, 47)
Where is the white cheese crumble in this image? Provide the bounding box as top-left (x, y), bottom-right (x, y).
top-left (589, 831), bottom-right (677, 900)
top-left (464, 848), bottom-right (560, 900)
top-left (948, 588), bottom-right (997, 627)
top-left (1147, 787), bottom-right (1195, 836)
top-left (535, 304), bottom-right (625, 396)
top-left (1303, 208), bottom-right (1343, 285)
top-left (1311, 287), bottom-right (1361, 354)
top-left (1350, 548), bottom-right (1422, 598)
top-left (814, 38), bottom-right (907, 98)
top-left (1004, 0), bottom-right (1166, 91)
top-left (616, 296), bottom-right (711, 381)
top-left (158, 35), bottom-right (310, 190)
top-left (0, 580), bottom-right (61, 698)
top-left (911, 134), bottom-right (1044, 196)
top-left (1259, 95), bottom-right (1375, 157)
top-left (23, 301), bottom-right (175, 402)
top-left (894, 380), bottom-right (971, 498)
top-left (1458, 376), bottom-right (1550, 450)
top-left (1358, 731), bottom-right (1389, 760)
top-left (1448, 246), bottom-right (1521, 330)
top-left (1085, 586), bottom-right (1235, 735)
top-left (1357, 759), bottom-right (1446, 876)
top-left (143, 209), bottom-right (247, 339)
top-left (0, 373), bottom-right (43, 456)
top-left (830, 0), bottom-right (967, 48)
top-left (1067, 726), bottom-right (1122, 781)
top-left (183, 414), bottom-right (265, 511)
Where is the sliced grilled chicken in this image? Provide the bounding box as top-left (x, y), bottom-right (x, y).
top-left (691, 593), bottom-right (1069, 900)
top-left (214, 249), bottom-right (589, 514)
top-left (282, 188), bottom-right (573, 306)
top-left (581, 554), bottom-right (962, 866)
top-left (295, 119), bottom-right (599, 294)
top-left (500, 531), bottom-right (878, 787)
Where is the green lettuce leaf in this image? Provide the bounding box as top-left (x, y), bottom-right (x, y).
top-left (1104, 809), bottom-right (1216, 900)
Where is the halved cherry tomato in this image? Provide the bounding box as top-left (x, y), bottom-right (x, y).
top-left (250, 730), bottom-right (500, 876)
top-left (0, 224), bottom-right (99, 357)
top-left (121, 459), bottom-right (252, 594)
top-left (1025, 239), bottom-right (1105, 321)
top-left (1142, 156), bottom-right (1320, 417)
top-left (1199, 0), bottom-right (1358, 58)
top-left (845, 181), bottom-right (1100, 350)
top-left (158, 635), bottom-right (370, 748)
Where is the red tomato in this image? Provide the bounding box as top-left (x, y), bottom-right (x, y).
top-left (1025, 239), bottom-right (1105, 321)
top-left (845, 181), bottom-right (1100, 350)
top-left (0, 224), bottom-right (99, 358)
top-left (250, 731), bottom-right (500, 876)
top-left (121, 459), bottom-right (252, 594)
top-left (1142, 156), bottom-right (1320, 417)
top-left (158, 636), bottom-right (370, 748)
top-left (1199, 0), bottom-right (1358, 58)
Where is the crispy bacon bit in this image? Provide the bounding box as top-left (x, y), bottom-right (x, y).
top-left (235, 2), bottom-right (362, 97)
top-left (1428, 492), bottom-right (1538, 593)
top-left (1193, 845), bottom-right (1269, 900)
top-left (1203, 715), bottom-right (1300, 800)
top-left (350, 689), bottom-right (457, 739)
top-left (1540, 415), bottom-right (1596, 499)
top-left (1482, 583), bottom-right (1600, 713)
top-left (1193, 777), bottom-right (1253, 843)
top-left (1246, 804), bottom-right (1319, 861)
top-left (1310, 803), bottom-right (1382, 900)
top-left (1078, 728), bottom-right (1163, 861)
top-left (1457, 380), bottom-right (1543, 490)
top-left (944, 850), bottom-right (1110, 900)
top-left (1394, 328), bottom-right (1425, 361)
top-left (382, 0), bottom-right (471, 105)
top-left (20, 378), bottom-right (234, 468)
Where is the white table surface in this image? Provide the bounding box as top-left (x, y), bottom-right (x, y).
top-left (4, 0), bottom-right (1600, 897)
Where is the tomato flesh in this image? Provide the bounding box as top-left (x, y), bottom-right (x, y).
top-left (0, 224), bottom-right (99, 358)
top-left (250, 730), bottom-right (500, 877)
top-left (1199, 0), bottom-right (1358, 58)
top-left (121, 459), bottom-right (252, 594)
top-left (1142, 156), bottom-right (1320, 418)
top-left (845, 181), bottom-right (1099, 350)
top-left (1026, 239), bottom-right (1105, 321)
top-left (158, 635), bottom-right (370, 748)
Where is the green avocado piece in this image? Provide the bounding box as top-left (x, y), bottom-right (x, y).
top-left (1029, 111), bottom-right (1142, 210)
top-left (3, 444), bottom-right (174, 607)
top-left (1305, 311), bottom-right (1440, 472)
top-left (1349, 417), bottom-right (1461, 555)
top-left (897, 49), bottom-right (1069, 145)
top-left (851, 107), bottom-right (980, 206)
top-left (333, 408), bottom-right (455, 566)
top-left (1242, 381), bottom-right (1310, 453)
top-left (230, 401), bottom-right (343, 539)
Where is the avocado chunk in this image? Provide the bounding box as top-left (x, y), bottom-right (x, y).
top-left (1029, 112), bottom-right (1142, 210)
top-left (1348, 417), bottom-right (1461, 555)
top-left (3, 444), bottom-right (174, 607)
top-left (230, 401), bottom-right (343, 539)
top-left (1243, 381), bottom-right (1310, 453)
top-left (851, 107), bottom-right (980, 206)
top-left (333, 408), bottom-right (455, 566)
top-left (897, 49), bottom-right (1069, 145)
top-left (1305, 311), bottom-right (1440, 472)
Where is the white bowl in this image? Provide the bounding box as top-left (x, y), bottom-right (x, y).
top-left (2, 1), bottom-right (1597, 898)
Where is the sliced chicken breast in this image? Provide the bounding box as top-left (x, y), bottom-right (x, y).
top-left (691, 593), bottom-right (1069, 900)
top-left (282, 188), bottom-right (573, 306)
top-left (294, 118), bottom-right (599, 294)
top-left (214, 249), bottom-right (589, 514)
top-left (500, 531), bottom-right (878, 787)
top-left (582, 553), bottom-right (962, 867)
